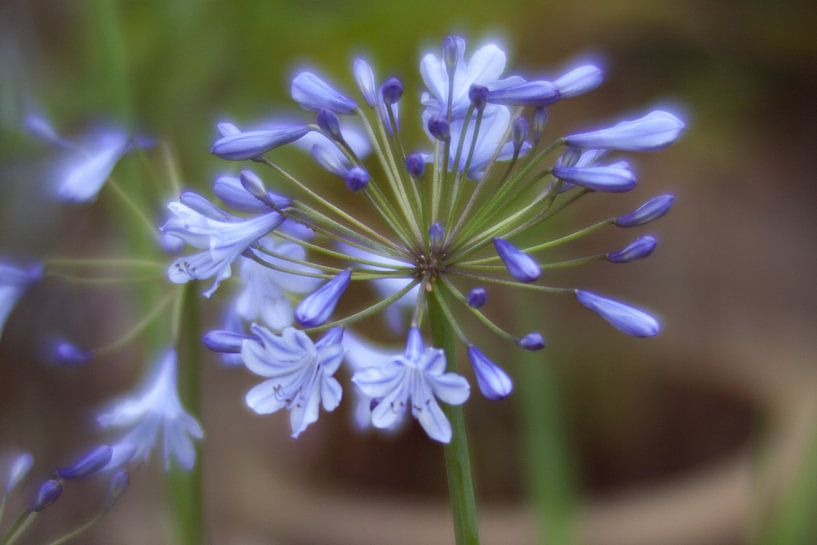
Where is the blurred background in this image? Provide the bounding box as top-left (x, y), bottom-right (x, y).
top-left (1, 0), bottom-right (815, 544)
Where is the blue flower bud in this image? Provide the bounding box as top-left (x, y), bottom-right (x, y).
top-left (517, 332), bottom-right (546, 351)
top-left (179, 191), bottom-right (233, 221)
top-left (291, 72), bottom-right (357, 114)
top-left (108, 469), bottom-right (129, 502)
top-left (512, 117), bottom-right (529, 154)
top-left (211, 125), bottom-right (310, 160)
top-left (553, 65), bottom-right (603, 98)
top-left (493, 238), bottom-right (541, 283)
top-left (468, 84), bottom-right (489, 110)
top-left (443, 36), bottom-right (461, 72)
top-left (295, 269), bottom-right (352, 327)
top-left (32, 479), bottom-right (62, 512)
top-left (607, 235), bottom-right (657, 263)
top-left (467, 346), bottom-right (513, 400)
top-left (239, 169), bottom-right (273, 206)
top-left (317, 109), bottom-right (343, 142)
top-left (487, 80), bottom-right (560, 107)
top-left (202, 330), bottom-right (251, 353)
top-left (531, 107), bottom-right (549, 142)
top-left (575, 290), bottom-right (660, 337)
top-left (565, 110), bottom-right (685, 152)
top-left (343, 166), bottom-right (370, 192)
top-left (428, 115), bottom-right (450, 141)
top-left (212, 176), bottom-right (291, 213)
top-left (428, 222), bottom-right (445, 248)
top-left (353, 59), bottom-right (377, 107)
top-left (56, 445), bottom-right (112, 480)
top-left (405, 153), bottom-right (426, 178)
top-left (50, 339), bottom-right (92, 367)
top-left (615, 194), bottom-right (675, 227)
top-left (552, 163), bottom-right (636, 192)
top-left (380, 77), bottom-right (404, 105)
top-left (4, 452), bottom-right (33, 493)
top-left (467, 287), bottom-right (487, 309)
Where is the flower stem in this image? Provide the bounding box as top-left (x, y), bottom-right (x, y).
top-left (428, 292), bottom-right (481, 545)
top-left (169, 283), bottom-right (205, 545)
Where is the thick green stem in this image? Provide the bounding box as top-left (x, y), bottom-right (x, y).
top-left (428, 293), bottom-right (481, 545)
top-left (169, 284), bottom-right (205, 545)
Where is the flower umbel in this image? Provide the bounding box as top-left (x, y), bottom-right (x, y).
top-left (178, 35), bottom-right (684, 440)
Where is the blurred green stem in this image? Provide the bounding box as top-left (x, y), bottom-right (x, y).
top-left (429, 292), bottom-right (481, 545)
top-left (169, 284), bottom-right (205, 545)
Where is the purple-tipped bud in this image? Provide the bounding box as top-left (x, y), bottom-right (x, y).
top-left (607, 235), bottom-right (657, 263)
top-left (56, 445), bottom-right (112, 480)
top-left (108, 469), bottom-right (129, 502)
top-left (428, 116), bottom-right (450, 141)
top-left (552, 163), bottom-right (636, 193)
top-left (467, 346), bottom-right (513, 400)
top-left (213, 175), bottom-right (291, 212)
top-left (291, 72), bottom-right (357, 114)
top-left (553, 65), bottom-right (603, 98)
top-left (353, 59), bottom-right (377, 107)
top-left (50, 339), bottom-right (92, 367)
top-left (211, 125), bottom-right (310, 160)
top-left (203, 330), bottom-right (250, 354)
top-left (512, 117), bottom-right (529, 154)
top-left (343, 166), bottom-right (370, 192)
top-left (565, 110), bottom-right (685, 152)
top-left (428, 222), bottom-right (445, 248)
top-left (443, 36), bottom-right (461, 72)
top-left (532, 107), bottom-right (549, 142)
top-left (615, 194), bottom-right (675, 227)
top-left (295, 269), bottom-right (352, 327)
top-left (575, 290), bottom-right (660, 337)
top-left (4, 452), bottom-right (33, 493)
top-left (493, 238), bottom-right (541, 283)
top-left (380, 77), bottom-right (403, 105)
top-left (517, 332), bottom-right (546, 351)
top-left (32, 479), bottom-right (62, 512)
top-left (487, 80), bottom-right (560, 107)
top-left (469, 84), bottom-right (489, 110)
top-left (405, 153), bottom-right (426, 178)
top-left (317, 109), bottom-right (343, 142)
top-left (467, 287), bottom-right (487, 309)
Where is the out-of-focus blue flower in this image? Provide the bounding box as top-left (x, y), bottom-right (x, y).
top-left (295, 269), bottom-right (352, 327)
top-left (575, 290), bottom-right (660, 337)
top-left (108, 469), bottom-right (129, 503)
top-left (162, 198), bottom-right (283, 297)
top-left (0, 261), bottom-right (42, 341)
top-left (31, 479), bottom-right (62, 512)
top-left (291, 72), bottom-right (357, 114)
top-left (553, 162), bottom-right (637, 192)
top-left (56, 445), bottom-right (112, 480)
top-left (467, 346), bottom-right (513, 400)
top-left (352, 328), bottom-right (470, 443)
top-left (211, 124), bottom-right (310, 160)
top-left (48, 338), bottom-right (93, 367)
top-left (493, 238), bottom-right (541, 282)
top-left (615, 194), bottom-right (675, 227)
top-left (3, 451), bottom-right (33, 493)
top-left (565, 110), bottom-right (685, 152)
top-left (97, 349), bottom-right (204, 471)
top-left (242, 325), bottom-right (345, 438)
top-left (516, 332), bottom-right (546, 351)
top-left (467, 287), bottom-right (487, 309)
top-left (553, 64), bottom-right (603, 98)
top-left (405, 153), bottom-right (426, 178)
top-left (606, 235), bottom-right (657, 263)
top-left (381, 77), bottom-right (404, 105)
top-left (427, 115), bottom-right (450, 141)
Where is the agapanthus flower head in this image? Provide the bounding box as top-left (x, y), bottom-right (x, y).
top-left (181, 34), bottom-right (682, 440)
top-left (97, 349), bottom-right (204, 471)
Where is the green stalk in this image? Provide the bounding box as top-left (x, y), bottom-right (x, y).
top-left (169, 284), bottom-right (205, 545)
top-left (428, 292), bottom-right (481, 545)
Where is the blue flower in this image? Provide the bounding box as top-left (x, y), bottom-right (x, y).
top-left (565, 110), bottom-right (685, 152)
top-left (516, 332), bottom-right (546, 351)
top-left (352, 328), bottom-right (470, 443)
top-left (575, 290), bottom-right (661, 337)
top-left (553, 64), bottom-right (604, 98)
top-left (162, 198), bottom-right (283, 297)
top-left (241, 325), bottom-right (345, 438)
top-left (0, 261), bottom-right (42, 341)
top-left (295, 269), bottom-right (352, 327)
top-left (97, 349), bottom-right (204, 471)
top-left (486, 80), bottom-right (560, 107)
top-left (553, 161), bottom-right (637, 192)
top-left (467, 346), bottom-right (513, 400)
top-left (291, 72), bottom-right (357, 114)
top-left (211, 123), bottom-right (310, 160)
top-left (493, 238), bottom-right (541, 282)
top-left (615, 194), bottom-right (675, 227)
